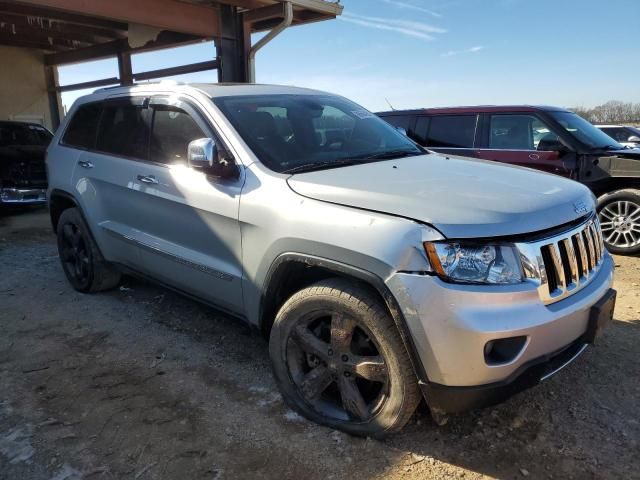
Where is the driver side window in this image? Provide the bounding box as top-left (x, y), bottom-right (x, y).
top-left (150, 106), bottom-right (205, 165)
top-left (489, 114), bottom-right (561, 151)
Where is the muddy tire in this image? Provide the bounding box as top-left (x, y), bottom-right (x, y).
top-left (56, 207), bottom-right (121, 293)
top-left (269, 278), bottom-right (421, 437)
top-left (597, 189), bottom-right (640, 255)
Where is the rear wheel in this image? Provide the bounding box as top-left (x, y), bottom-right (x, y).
top-left (597, 189), bottom-right (640, 255)
top-left (57, 208), bottom-right (121, 292)
top-left (269, 278), bottom-right (420, 437)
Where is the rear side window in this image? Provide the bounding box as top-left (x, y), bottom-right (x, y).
top-left (149, 106), bottom-right (205, 165)
top-left (413, 116), bottom-right (431, 144)
top-left (426, 115), bottom-right (477, 148)
top-left (62, 103), bottom-right (101, 149)
top-left (97, 103), bottom-right (150, 159)
top-left (381, 114), bottom-right (413, 132)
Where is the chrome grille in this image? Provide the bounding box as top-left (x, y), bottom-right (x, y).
top-left (517, 216), bottom-right (606, 305)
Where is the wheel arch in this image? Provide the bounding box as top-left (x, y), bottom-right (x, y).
top-left (592, 178), bottom-right (640, 199)
top-left (49, 189), bottom-right (79, 232)
top-left (259, 253), bottom-right (430, 385)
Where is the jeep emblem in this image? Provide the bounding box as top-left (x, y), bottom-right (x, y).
top-left (573, 201), bottom-right (588, 214)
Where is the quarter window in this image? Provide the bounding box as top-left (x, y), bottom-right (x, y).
top-left (150, 106), bottom-right (206, 165)
top-left (426, 115), bottom-right (476, 148)
top-left (62, 103), bottom-right (102, 149)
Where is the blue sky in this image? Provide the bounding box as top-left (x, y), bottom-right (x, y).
top-left (59, 0), bottom-right (640, 113)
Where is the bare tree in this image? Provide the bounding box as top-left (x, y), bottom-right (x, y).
top-left (570, 101), bottom-right (640, 124)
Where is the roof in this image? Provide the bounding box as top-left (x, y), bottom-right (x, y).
top-left (377, 105), bottom-right (572, 115)
top-left (75, 81), bottom-right (328, 104)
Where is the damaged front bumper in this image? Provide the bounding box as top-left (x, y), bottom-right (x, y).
top-left (0, 187), bottom-right (47, 205)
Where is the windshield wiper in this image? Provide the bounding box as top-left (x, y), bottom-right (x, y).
top-left (283, 158), bottom-right (370, 174)
top-left (283, 150), bottom-right (422, 174)
top-left (355, 149), bottom-right (423, 161)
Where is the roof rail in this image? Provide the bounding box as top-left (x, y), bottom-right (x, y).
top-left (93, 79), bottom-right (186, 93)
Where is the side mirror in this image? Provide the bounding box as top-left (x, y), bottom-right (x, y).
top-left (188, 138), bottom-right (238, 179)
top-left (395, 126), bottom-right (408, 136)
top-left (627, 135), bottom-right (640, 143)
top-left (537, 135), bottom-right (571, 155)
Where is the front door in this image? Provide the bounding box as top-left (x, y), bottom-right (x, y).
top-left (128, 96), bottom-right (244, 314)
top-left (475, 113), bottom-right (577, 177)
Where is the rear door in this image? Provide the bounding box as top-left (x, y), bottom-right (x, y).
top-left (67, 98), bottom-right (151, 270)
top-left (127, 96), bottom-right (244, 314)
top-left (475, 113), bottom-right (577, 177)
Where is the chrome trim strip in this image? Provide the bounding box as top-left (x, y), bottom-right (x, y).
top-left (102, 227), bottom-right (234, 282)
top-left (562, 237), bottom-right (579, 287)
top-left (0, 188), bottom-right (47, 204)
top-left (540, 343), bottom-right (588, 382)
top-left (574, 232), bottom-right (588, 278)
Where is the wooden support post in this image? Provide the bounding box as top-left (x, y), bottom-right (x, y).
top-left (117, 51), bottom-right (133, 85)
top-left (216, 5), bottom-right (248, 83)
top-left (44, 65), bottom-right (62, 130)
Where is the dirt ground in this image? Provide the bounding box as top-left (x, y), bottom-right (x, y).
top-left (0, 208), bottom-right (638, 480)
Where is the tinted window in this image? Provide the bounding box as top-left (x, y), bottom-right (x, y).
top-left (96, 103), bottom-right (150, 159)
top-left (150, 106), bottom-right (205, 165)
top-left (426, 115), bottom-right (476, 148)
top-left (62, 103), bottom-right (101, 149)
top-left (600, 127), bottom-right (631, 142)
top-left (414, 116), bottom-right (430, 144)
top-left (381, 114), bottom-right (413, 132)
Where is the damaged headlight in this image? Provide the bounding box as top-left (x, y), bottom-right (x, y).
top-left (424, 242), bottom-right (523, 284)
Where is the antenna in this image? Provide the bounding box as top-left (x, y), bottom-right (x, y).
top-left (384, 97), bottom-right (395, 111)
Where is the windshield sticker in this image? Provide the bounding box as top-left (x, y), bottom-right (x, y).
top-left (351, 110), bottom-right (375, 120)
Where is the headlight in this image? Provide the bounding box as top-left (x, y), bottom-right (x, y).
top-left (424, 242), bottom-right (523, 284)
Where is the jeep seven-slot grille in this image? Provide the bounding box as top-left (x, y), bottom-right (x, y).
top-left (538, 218), bottom-right (605, 301)
top-left (516, 216), bottom-right (607, 305)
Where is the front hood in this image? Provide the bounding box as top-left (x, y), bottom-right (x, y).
top-left (287, 154), bottom-right (595, 239)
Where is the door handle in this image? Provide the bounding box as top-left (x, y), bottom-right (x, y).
top-left (137, 175), bottom-right (159, 185)
top-left (78, 160), bottom-right (94, 169)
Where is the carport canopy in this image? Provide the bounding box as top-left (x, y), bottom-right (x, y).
top-left (0, 0), bottom-right (342, 128)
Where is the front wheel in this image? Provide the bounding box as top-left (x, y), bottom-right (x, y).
top-left (269, 278), bottom-right (421, 437)
top-left (597, 189), bottom-right (640, 255)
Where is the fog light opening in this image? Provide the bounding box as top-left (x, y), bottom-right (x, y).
top-left (484, 336), bottom-right (528, 365)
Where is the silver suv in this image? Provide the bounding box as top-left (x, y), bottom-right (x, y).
top-left (47, 83), bottom-right (616, 437)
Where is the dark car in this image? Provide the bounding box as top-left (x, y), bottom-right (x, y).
top-left (595, 125), bottom-right (640, 148)
top-left (0, 121), bottom-right (52, 207)
top-left (378, 106), bottom-right (640, 255)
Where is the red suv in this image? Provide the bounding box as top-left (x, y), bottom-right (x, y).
top-left (378, 106), bottom-right (640, 255)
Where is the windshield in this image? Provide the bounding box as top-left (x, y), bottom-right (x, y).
top-left (0, 124), bottom-right (52, 147)
top-left (548, 111), bottom-right (623, 150)
top-left (213, 94), bottom-right (423, 173)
